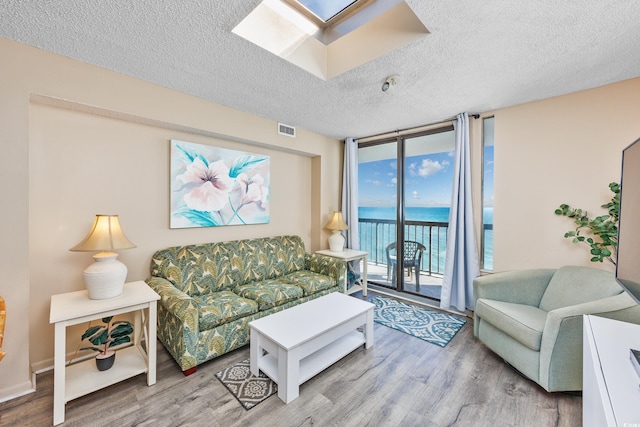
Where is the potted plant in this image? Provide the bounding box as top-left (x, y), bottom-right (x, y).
top-left (554, 182), bottom-right (620, 265)
top-left (80, 316), bottom-right (133, 371)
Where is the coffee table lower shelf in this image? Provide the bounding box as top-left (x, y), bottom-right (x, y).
top-left (258, 330), bottom-right (365, 385)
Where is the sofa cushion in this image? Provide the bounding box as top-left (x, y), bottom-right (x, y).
top-left (193, 291), bottom-right (259, 331)
top-left (234, 279), bottom-right (304, 310)
top-left (475, 298), bottom-right (547, 351)
top-left (279, 271), bottom-right (335, 296)
top-left (149, 243), bottom-right (233, 296)
top-left (226, 236), bottom-right (307, 286)
top-left (539, 266), bottom-right (622, 312)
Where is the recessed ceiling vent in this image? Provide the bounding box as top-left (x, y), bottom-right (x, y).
top-left (278, 122), bottom-right (296, 138)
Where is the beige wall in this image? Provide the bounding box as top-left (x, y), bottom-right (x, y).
top-left (492, 78), bottom-right (640, 272)
top-left (0, 38), bottom-right (342, 401)
top-left (2, 34), bottom-right (640, 402)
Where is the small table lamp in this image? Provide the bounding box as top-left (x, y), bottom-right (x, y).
top-left (326, 211), bottom-right (348, 252)
top-left (70, 215), bottom-right (136, 300)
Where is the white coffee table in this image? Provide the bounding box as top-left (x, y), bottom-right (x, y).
top-left (249, 292), bottom-right (374, 403)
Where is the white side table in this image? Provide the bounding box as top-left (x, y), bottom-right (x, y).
top-left (49, 281), bottom-right (160, 425)
top-left (316, 249), bottom-right (368, 297)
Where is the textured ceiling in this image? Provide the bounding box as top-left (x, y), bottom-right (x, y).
top-left (2, 1), bottom-right (640, 140)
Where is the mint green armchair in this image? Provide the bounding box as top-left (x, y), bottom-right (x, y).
top-left (473, 266), bottom-right (640, 392)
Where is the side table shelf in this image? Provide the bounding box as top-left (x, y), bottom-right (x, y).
top-left (49, 281), bottom-right (160, 426)
top-left (65, 346), bottom-right (148, 402)
top-left (316, 249), bottom-right (368, 297)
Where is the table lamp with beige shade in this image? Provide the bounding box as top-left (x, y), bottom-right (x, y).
top-left (326, 211), bottom-right (348, 252)
top-left (70, 214), bottom-right (136, 300)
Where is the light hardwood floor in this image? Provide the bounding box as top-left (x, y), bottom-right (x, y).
top-left (0, 292), bottom-right (581, 427)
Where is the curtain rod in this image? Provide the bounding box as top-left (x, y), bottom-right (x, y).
top-left (354, 114), bottom-right (480, 143)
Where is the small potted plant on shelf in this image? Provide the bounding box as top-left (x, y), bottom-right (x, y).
top-left (81, 316), bottom-right (133, 371)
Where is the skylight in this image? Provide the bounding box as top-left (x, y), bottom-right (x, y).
top-left (232, 0), bottom-right (429, 80)
top-left (297, 0), bottom-right (359, 22)
top-left (284, 0), bottom-right (372, 26)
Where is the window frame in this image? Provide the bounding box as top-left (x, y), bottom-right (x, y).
top-left (282, 0), bottom-right (374, 27)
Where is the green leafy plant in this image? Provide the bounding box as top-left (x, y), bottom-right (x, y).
top-left (80, 316), bottom-right (133, 355)
top-left (554, 182), bottom-right (620, 265)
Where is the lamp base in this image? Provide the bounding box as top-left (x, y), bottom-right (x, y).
top-left (328, 231), bottom-right (345, 252)
top-left (83, 252), bottom-right (127, 299)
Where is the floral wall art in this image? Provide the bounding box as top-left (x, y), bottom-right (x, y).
top-left (170, 140), bottom-right (270, 228)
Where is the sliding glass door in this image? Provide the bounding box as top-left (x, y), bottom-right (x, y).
top-left (357, 139), bottom-right (398, 287)
top-left (357, 127), bottom-right (455, 300)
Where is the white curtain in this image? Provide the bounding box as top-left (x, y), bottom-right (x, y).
top-left (342, 137), bottom-right (359, 250)
top-left (440, 113), bottom-right (480, 312)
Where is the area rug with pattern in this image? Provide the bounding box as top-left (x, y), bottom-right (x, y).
top-left (371, 295), bottom-right (466, 347)
top-left (215, 359), bottom-right (277, 410)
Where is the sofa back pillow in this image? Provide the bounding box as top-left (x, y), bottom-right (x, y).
top-left (226, 235), bottom-right (306, 286)
top-left (149, 243), bottom-right (233, 296)
top-left (538, 266), bottom-right (622, 312)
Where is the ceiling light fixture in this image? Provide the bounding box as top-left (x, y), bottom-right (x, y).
top-left (382, 75), bottom-right (398, 92)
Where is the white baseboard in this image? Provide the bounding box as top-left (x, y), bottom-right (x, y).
top-left (0, 379), bottom-right (35, 403)
top-left (30, 351), bottom-right (95, 374)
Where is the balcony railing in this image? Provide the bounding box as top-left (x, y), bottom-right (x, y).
top-left (358, 218), bottom-right (494, 277)
top-left (358, 218), bottom-right (449, 276)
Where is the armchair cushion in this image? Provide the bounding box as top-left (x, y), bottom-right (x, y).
top-left (539, 266), bottom-right (622, 312)
top-left (475, 299), bottom-right (547, 350)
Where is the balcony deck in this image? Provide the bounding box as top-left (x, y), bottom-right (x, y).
top-left (363, 262), bottom-right (444, 301)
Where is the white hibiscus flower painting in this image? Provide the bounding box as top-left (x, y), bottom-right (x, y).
top-left (170, 140), bottom-right (270, 228)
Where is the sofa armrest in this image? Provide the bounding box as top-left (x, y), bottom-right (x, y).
top-left (305, 253), bottom-right (347, 288)
top-left (538, 292), bottom-right (640, 391)
top-left (473, 269), bottom-right (556, 307)
top-left (145, 276), bottom-right (199, 371)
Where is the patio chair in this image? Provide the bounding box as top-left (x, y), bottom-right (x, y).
top-left (386, 241), bottom-right (426, 287)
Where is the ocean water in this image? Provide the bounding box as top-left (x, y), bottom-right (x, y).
top-left (358, 206), bottom-right (493, 271)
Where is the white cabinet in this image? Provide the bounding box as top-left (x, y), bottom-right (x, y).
top-left (49, 281), bottom-right (160, 425)
top-left (583, 315), bottom-right (640, 427)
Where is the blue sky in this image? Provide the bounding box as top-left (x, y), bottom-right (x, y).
top-left (483, 146), bottom-right (494, 207)
top-left (359, 147), bottom-right (495, 208)
top-left (359, 152), bottom-right (455, 207)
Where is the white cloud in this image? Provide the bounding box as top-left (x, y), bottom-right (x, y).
top-left (418, 159), bottom-right (447, 177)
top-left (413, 191), bottom-right (420, 199)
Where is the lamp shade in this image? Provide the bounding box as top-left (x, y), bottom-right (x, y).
top-left (70, 214), bottom-right (136, 252)
top-left (326, 211), bottom-right (348, 252)
top-left (70, 215), bottom-right (136, 300)
top-left (326, 211), bottom-right (348, 231)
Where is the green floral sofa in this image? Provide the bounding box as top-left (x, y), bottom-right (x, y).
top-left (146, 235), bottom-right (345, 375)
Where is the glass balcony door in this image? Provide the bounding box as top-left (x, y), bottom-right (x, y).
top-left (357, 138), bottom-right (398, 290)
top-left (357, 126), bottom-right (455, 301)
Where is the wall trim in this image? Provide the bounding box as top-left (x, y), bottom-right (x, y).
top-left (29, 93), bottom-right (317, 158)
